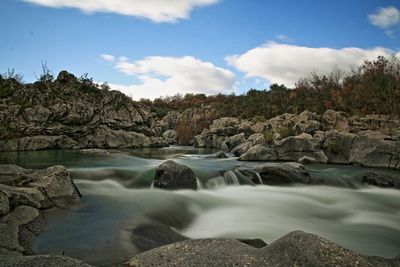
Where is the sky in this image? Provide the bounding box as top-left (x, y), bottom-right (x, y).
top-left (1, 0), bottom-right (400, 100)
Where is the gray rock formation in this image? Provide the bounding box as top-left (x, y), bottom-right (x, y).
top-left (0, 71), bottom-right (165, 151)
top-left (154, 161), bottom-right (197, 190)
top-left (322, 109), bottom-right (350, 132)
top-left (255, 162), bottom-right (311, 185)
top-left (0, 165), bottom-right (80, 209)
top-left (162, 130), bottom-right (178, 144)
top-left (124, 231), bottom-right (399, 267)
top-left (362, 172), bottom-right (400, 189)
top-left (238, 145), bottom-right (277, 161)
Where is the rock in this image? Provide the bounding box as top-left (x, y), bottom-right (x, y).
top-left (0, 165), bottom-right (81, 209)
top-left (0, 255), bottom-right (93, 267)
top-left (298, 156), bottom-right (318, 164)
top-left (154, 161), bottom-right (197, 190)
top-left (0, 135), bottom-right (78, 151)
top-left (194, 130), bottom-right (226, 149)
top-left (221, 133), bottom-right (246, 152)
top-left (361, 172), bottom-right (400, 189)
top-left (80, 148), bottom-right (110, 155)
top-left (205, 151), bottom-right (228, 159)
top-left (235, 168), bottom-right (263, 184)
top-left (247, 133), bottom-right (265, 145)
top-left (27, 166), bottom-right (81, 208)
top-left (322, 109), bottom-right (349, 132)
top-left (162, 130), bottom-right (178, 144)
top-left (124, 231), bottom-right (397, 267)
top-left (237, 238), bottom-right (267, 248)
top-left (0, 205), bottom-right (41, 255)
top-left (322, 130), bottom-right (357, 164)
top-left (91, 126), bottom-right (152, 148)
top-left (255, 162), bottom-right (311, 185)
top-left (131, 221), bottom-right (188, 253)
top-left (231, 142), bottom-right (253, 156)
top-left (0, 191), bottom-right (9, 216)
top-left (350, 135), bottom-right (398, 169)
top-left (238, 145), bottom-right (277, 161)
top-left (293, 110), bottom-right (321, 135)
top-left (274, 133), bottom-right (328, 163)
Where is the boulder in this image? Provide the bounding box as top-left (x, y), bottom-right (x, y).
top-left (293, 110), bottom-right (321, 135)
top-left (0, 165), bottom-right (81, 209)
top-left (0, 205), bottom-right (41, 255)
top-left (0, 135), bottom-right (78, 151)
top-left (1, 255), bottom-right (93, 267)
top-left (298, 156), bottom-right (318, 164)
top-left (361, 172), bottom-right (400, 189)
top-left (154, 161), bottom-right (197, 190)
top-left (322, 109), bottom-right (349, 132)
top-left (162, 130), bottom-right (178, 144)
top-left (274, 133), bottom-right (328, 163)
top-left (322, 130), bottom-right (357, 164)
top-left (91, 126), bottom-right (151, 148)
top-left (231, 142), bottom-right (253, 156)
top-left (205, 151), bottom-right (228, 159)
top-left (238, 145), bottom-right (277, 161)
top-left (255, 162), bottom-right (311, 185)
top-left (131, 221), bottom-right (188, 253)
top-left (221, 133), bottom-right (246, 152)
top-left (0, 191), bottom-right (9, 216)
top-left (124, 231), bottom-right (397, 267)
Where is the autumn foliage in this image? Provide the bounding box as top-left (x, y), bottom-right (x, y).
top-left (141, 56), bottom-right (400, 119)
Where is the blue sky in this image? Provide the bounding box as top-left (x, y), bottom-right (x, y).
top-left (1, 0), bottom-right (400, 99)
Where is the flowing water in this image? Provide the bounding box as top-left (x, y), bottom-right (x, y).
top-left (1, 147), bottom-right (400, 265)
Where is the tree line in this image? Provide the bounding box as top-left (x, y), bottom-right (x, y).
top-left (140, 55), bottom-right (400, 119)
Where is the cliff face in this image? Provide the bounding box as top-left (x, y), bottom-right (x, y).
top-left (0, 71), bottom-right (166, 150)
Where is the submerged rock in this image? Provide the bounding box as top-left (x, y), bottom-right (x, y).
top-left (255, 162), bottom-right (311, 185)
top-left (154, 161), bottom-right (197, 190)
top-left (362, 172), bottom-right (400, 189)
top-left (205, 151), bottom-right (228, 159)
top-left (124, 231), bottom-right (398, 267)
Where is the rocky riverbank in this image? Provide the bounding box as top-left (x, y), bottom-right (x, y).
top-left (194, 110), bottom-right (400, 169)
top-left (0, 71), bottom-right (167, 151)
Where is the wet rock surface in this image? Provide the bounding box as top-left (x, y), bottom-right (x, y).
top-left (153, 161), bottom-right (197, 190)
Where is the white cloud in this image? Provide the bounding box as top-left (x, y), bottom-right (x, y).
top-left (100, 54), bottom-right (115, 62)
top-left (226, 42), bottom-right (397, 87)
top-left (275, 34), bottom-right (294, 43)
top-left (22, 0), bottom-right (220, 23)
top-left (368, 6), bottom-right (400, 29)
top-left (101, 55), bottom-right (235, 100)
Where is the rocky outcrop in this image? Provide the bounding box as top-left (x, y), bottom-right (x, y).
top-left (162, 130), bottom-right (178, 144)
top-left (0, 71), bottom-right (165, 151)
top-left (322, 109), bottom-right (350, 132)
top-left (238, 145), bottom-right (277, 161)
top-left (255, 162), bottom-right (311, 185)
top-left (153, 161), bottom-right (197, 190)
top-left (0, 164), bottom-right (90, 266)
top-left (124, 231), bottom-right (399, 267)
top-left (274, 133), bottom-right (328, 163)
top-left (221, 133), bottom-right (246, 151)
top-left (0, 165), bottom-right (81, 209)
top-left (362, 172), bottom-right (400, 189)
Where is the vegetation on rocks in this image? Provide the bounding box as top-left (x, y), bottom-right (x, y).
top-left (141, 55), bottom-right (400, 119)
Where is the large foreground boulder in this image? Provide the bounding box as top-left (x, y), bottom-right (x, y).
top-left (124, 231), bottom-right (399, 267)
top-left (154, 161), bottom-right (197, 190)
top-left (0, 255), bottom-right (93, 267)
top-left (255, 162), bottom-right (311, 185)
top-left (0, 165), bottom-right (81, 209)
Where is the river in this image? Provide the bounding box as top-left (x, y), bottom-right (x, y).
top-left (1, 146), bottom-right (399, 266)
